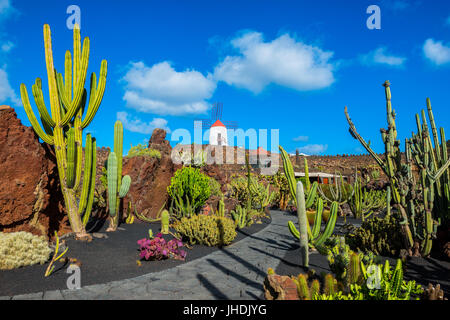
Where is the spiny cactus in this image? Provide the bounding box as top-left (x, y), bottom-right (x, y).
top-left (231, 205), bottom-right (253, 229)
top-left (20, 24), bottom-right (105, 239)
top-left (345, 81), bottom-right (449, 257)
top-left (317, 172), bottom-right (354, 208)
top-left (295, 181), bottom-right (309, 267)
top-left (345, 215), bottom-right (404, 257)
top-left (291, 273), bottom-right (339, 300)
top-left (288, 196), bottom-right (339, 248)
top-left (107, 120), bottom-right (131, 231)
top-left (349, 171), bottom-right (386, 221)
top-left (216, 195), bottom-right (226, 217)
top-left (161, 210), bottom-right (170, 234)
top-left (279, 146), bottom-right (317, 206)
top-left (172, 215), bottom-right (237, 247)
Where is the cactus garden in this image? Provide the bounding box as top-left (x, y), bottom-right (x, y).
top-left (0, 1), bottom-right (448, 305)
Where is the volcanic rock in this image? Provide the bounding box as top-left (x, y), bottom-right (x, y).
top-left (0, 106), bottom-right (69, 239)
top-left (264, 273), bottom-right (299, 300)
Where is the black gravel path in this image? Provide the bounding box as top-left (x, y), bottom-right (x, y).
top-left (0, 216), bottom-right (271, 297)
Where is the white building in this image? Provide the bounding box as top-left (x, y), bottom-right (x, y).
top-left (209, 120), bottom-right (228, 146)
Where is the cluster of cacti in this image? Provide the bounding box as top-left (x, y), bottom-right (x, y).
top-left (216, 195), bottom-right (226, 217)
top-left (106, 120), bottom-right (132, 232)
top-left (266, 171), bottom-right (290, 210)
top-left (0, 232), bottom-right (52, 270)
top-left (20, 24), bottom-right (105, 239)
top-left (348, 172), bottom-right (387, 221)
top-left (172, 215), bottom-right (237, 247)
top-left (169, 193), bottom-right (196, 219)
top-left (326, 237), bottom-right (352, 281)
top-left (317, 172), bottom-right (354, 207)
top-left (167, 166), bottom-right (211, 215)
top-left (231, 205), bottom-right (254, 229)
top-left (356, 258), bottom-right (423, 300)
top-left (292, 273), bottom-right (339, 300)
top-left (229, 174), bottom-right (271, 212)
top-left (127, 144), bottom-right (161, 159)
top-left (345, 215), bottom-right (404, 257)
top-left (345, 80), bottom-right (449, 257)
top-left (318, 254), bottom-right (422, 300)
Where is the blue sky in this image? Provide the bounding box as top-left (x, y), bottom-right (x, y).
top-left (1, 0), bottom-right (450, 155)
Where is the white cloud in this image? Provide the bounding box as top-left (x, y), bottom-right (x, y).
top-left (1, 40), bottom-right (13, 52)
top-left (213, 31), bottom-right (335, 93)
top-left (360, 47), bottom-right (406, 67)
top-left (122, 61), bottom-right (216, 116)
top-left (117, 111), bottom-right (171, 135)
top-left (293, 135), bottom-right (309, 142)
top-left (0, 67), bottom-right (20, 106)
top-left (423, 39), bottom-right (450, 66)
top-left (296, 144), bottom-right (328, 155)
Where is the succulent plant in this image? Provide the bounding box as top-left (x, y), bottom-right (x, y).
top-left (0, 232), bottom-right (52, 270)
top-left (20, 24), bottom-right (105, 239)
top-left (172, 215), bottom-right (237, 247)
top-left (106, 120), bottom-right (131, 231)
top-left (345, 81), bottom-right (449, 257)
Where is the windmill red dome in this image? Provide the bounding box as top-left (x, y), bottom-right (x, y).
top-left (211, 119), bottom-right (226, 128)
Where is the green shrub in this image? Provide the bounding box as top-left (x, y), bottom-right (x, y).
top-left (127, 144), bottom-right (161, 159)
top-left (345, 215), bottom-right (404, 257)
top-left (209, 177), bottom-right (223, 197)
top-left (167, 166), bottom-right (211, 213)
top-left (172, 215), bottom-right (237, 247)
top-left (0, 232), bottom-right (52, 270)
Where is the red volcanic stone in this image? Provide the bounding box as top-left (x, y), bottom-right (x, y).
top-left (264, 274), bottom-right (299, 300)
top-left (0, 107), bottom-right (69, 239)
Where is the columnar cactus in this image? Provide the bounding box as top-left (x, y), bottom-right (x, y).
top-left (345, 81), bottom-right (450, 257)
top-left (106, 120), bottom-right (131, 231)
top-left (20, 24), bottom-right (105, 240)
top-left (161, 210), bottom-right (170, 234)
top-left (296, 181), bottom-right (309, 267)
top-left (279, 146), bottom-right (318, 209)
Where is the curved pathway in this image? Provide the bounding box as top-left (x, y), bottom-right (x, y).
top-left (1, 211), bottom-right (295, 300)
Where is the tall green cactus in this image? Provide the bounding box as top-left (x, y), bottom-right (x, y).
top-left (106, 120), bottom-right (131, 231)
top-left (279, 146), bottom-right (318, 210)
top-left (345, 80), bottom-right (450, 257)
top-left (295, 181), bottom-right (309, 267)
top-left (20, 24), bottom-right (105, 240)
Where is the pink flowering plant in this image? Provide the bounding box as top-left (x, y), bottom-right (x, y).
top-left (137, 233), bottom-right (186, 261)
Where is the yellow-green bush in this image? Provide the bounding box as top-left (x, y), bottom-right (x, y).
top-left (172, 215), bottom-right (237, 247)
top-left (0, 232), bottom-right (52, 270)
